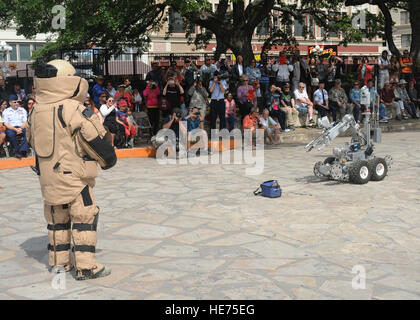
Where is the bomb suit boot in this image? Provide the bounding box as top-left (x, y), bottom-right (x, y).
top-left (27, 60), bottom-right (117, 280)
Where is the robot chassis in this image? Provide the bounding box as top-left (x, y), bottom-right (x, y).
top-left (305, 112), bottom-right (393, 184)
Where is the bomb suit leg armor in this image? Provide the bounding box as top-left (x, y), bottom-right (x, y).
top-left (27, 60), bottom-right (117, 280)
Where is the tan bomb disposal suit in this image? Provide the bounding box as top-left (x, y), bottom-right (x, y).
top-left (27, 60), bottom-right (117, 280)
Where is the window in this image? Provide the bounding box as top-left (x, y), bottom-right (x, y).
top-left (257, 18), bottom-right (269, 35)
top-left (401, 34), bottom-right (412, 48)
top-left (294, 19), bottom-right (304, 37)
top-left (169, 9), bottom-right (184, 33)
top-left (401, 11), bottom-right (409, 25)
top-left (19, 44), bottom-right (31, 61)
top-left (9, 44), bottom-right (17, 61)
top-left (34, 44), bottom-right (44, 51)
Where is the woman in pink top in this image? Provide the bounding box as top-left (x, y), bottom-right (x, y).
top-left (143, 81), bottom-right (161, 135)
top-left (225, 92), bottom-right (236, 131)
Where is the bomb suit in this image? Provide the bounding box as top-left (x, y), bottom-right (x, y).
top-left (27, 60), bottom-right (117, 280)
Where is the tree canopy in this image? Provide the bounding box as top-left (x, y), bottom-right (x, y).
top-left (0, 0), bottom-right (416, 65)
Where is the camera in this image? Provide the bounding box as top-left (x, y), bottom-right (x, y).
top-left (175, 112), bottom-right (183, 119)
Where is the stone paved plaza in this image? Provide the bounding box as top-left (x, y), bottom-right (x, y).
top-left (0, 131), bottom-right (420, 300)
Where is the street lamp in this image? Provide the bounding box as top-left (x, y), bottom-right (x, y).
top-left (0, 40), bottom-right (13, 79)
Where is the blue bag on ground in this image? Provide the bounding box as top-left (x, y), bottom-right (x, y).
top-left (254, 180), bottom-right (282, 198)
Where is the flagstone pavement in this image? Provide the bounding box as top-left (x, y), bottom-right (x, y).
top-left (0, 131), bottom-right (420, 300)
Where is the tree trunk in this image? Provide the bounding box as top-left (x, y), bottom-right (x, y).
top-left (409, 0), bottom-right (420, 70)
top-left (229, 32), bottom-right (254, 66)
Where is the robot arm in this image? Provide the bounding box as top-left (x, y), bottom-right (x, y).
top-left (305, 115), bottom-right (358, 152)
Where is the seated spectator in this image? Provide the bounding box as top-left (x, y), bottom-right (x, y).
top-left (185, 106), bottom-right (204, 131)
top-left (225, 92), bottom-right (236, 131)
top-left (188, 78), bottom-right (208, 117)
top-left (13, 83), bottom-right (26, 102)
top-left (132, 88), bottom-right (143, 112)
top-left (397, 79), bottom-right (418, 119)
top-left (268, 84), bottom-right (287, 132)
top-left (329, 79), bottom-right (352, 121)
top-left (25, 97), bottom-right (36, 113)
top-left (143, 80), bottom-right (161, 135)
top-left (1, 99), bottom-right (8, 112)
top-left (243, 106), bottom-right (260, 132)
top-left (101, 96), bottom-right (124, 148)
top-left (84, 94), bottom-right (103, 122)
top-left (365, 79), bottom-right (384, 121)
top-left (115, 84), bottom-right (133, 111)
top-left (105, 81), bottom-right (116, 97)
top-left (408, 80), bottom-right (420, 116)
top-left (259, 108), bottom-right (280, 145)
top-left (293, 82), bottom-right (315, 125)
top-left (2, 94), bottom-right (28, 158)
top-left (280, 83), bottom-right (299, 131)
top-left (314, 81), bottom-right (336, 122)
top-left (379, 82), bottom-right (401, 121)
top-left (0, 106), bottom-right (5, 149)
top-left (392, 81), bottom-right (409, 119)
top-left (116, 100), bottom-right (137, 148)
top-left (349, 81), bottom-right (362, 123)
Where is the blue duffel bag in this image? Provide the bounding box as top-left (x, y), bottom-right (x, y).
top-left (253, 180), bottom-right (282, 198)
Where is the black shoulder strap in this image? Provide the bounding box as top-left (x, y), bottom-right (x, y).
top-left (82, 106), bottom-right (94, 118)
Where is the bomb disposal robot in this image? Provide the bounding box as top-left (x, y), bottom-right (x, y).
top-left (305, 111), bottom-right (393, 184)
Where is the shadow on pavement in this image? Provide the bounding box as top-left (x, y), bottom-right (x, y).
top-left (20, 235), bottom-right (49, 268)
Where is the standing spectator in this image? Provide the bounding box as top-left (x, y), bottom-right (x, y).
top-left (163, 76), bottom-right (184, 118)
top-left (246, 58), bottom-right (261, 83)
top-left (326, 56), bottom-right (343, 91)
top-left (378, 50), bottom-right (391, 90)
top-left (132, 88), bottom-right (143, 112)
top-left (260, 108), bottom-right (280, 145)
top-left (252, 79), bottom-right (264, 110)
top-left (365, 79), bottom-right (381, 116)
top-left (165, 61), bottom-right (182, 84)
top-left (349, 81), bottom-right (362, 123)
top-left (258, 53), bottom-right (271, 106)
top-left (225, 92), bottom-right (236, 131)
top-left (188, 78), bottom-right (208, 117)
top-left (397, 79), bottom-right (418, 119)
top-left (308, 57), bottom-right (319, 99)
top-left (315, 57), bottom-right (327, 86)
top-left (279, 83), bottom-right (299, 131)
top-left (408, 80), bottom-right (420, 116)
top-left (389, 55), bottom-right (400, 83)
top-left (146, 62), bottom-right (163, 89)
top-left (105, 81), bottom-right (117, 97)
top-left (200, 57), bottom-right (217, 89)
top-left (314, 82), bottom-right (336, 122)
top-left (329, 79), bottom-right (352, 121)
top-left (3, 94), bottom-right (28, 158)
top-left (181, 58), bottom-right (196, 108)
top-left (272, 52), bottom-right (293, 88)
top-left (291, 55), bottom-right (305, 93)
top-left (209, 71), bottom-right (227, 130)
top-left (0, 76), bottom-right (10, 101)
top-left (215, 54), bottom-right (232, 81)
top-left (380, 82), bottom-right (401, 121)
top-left (115, 84), bottom-right (133, 111)
top-left (143, 81), bottom-right (161, 135)
top-left (231, 55), bottom-right (245, 87)
top-left (357, 56), bottom-right (374, 86)
top-left (0, 100), bottom-right (7, 148)
top-left (399, 50), bottom-right (414, 83)
top-left (92, 75), bottom-right (106, 107)
top-left (294, 82), bottom-right (315, 125)
top-left (268, 84), bottom-right (287, 132)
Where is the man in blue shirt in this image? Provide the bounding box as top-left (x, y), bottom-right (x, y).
top-left (209, 71), bottom-right (227, 130)
top-left (314, 81), bottom-right (336, 121)
top-left (3, 94), bottom-right (28, 158)
top-left (92, 75), bottom-right (106, 107)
